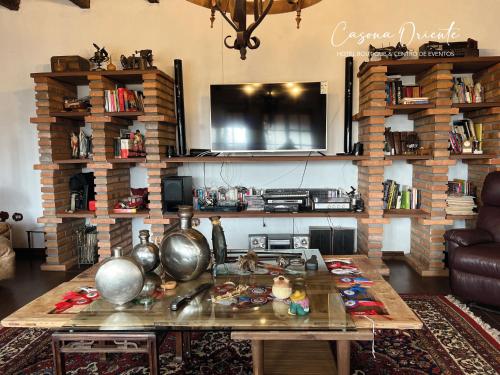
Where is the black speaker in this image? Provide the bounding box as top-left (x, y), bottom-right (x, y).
top-left (309, 226), bottom-right (333, 255)
top-left (332, 228), bottom-right (356, 255)
top-left (162, 176), bottom-right (193, 212)
top-left (344, 56), bottom-right (354, 154)
top-left (174, 59), bottom-right (187, 156)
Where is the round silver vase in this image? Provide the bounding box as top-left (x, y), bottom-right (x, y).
top-left (95, 247), bottom-right (145, 309)
top-left (131, 230), bottom-right (160, 273)
top-left (159, 206), bottom-right (211, 281)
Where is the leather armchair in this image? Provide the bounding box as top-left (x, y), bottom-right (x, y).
top-left (444, 171), bottom-right (500, 308)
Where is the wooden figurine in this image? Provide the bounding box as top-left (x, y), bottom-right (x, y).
top-left (70, 132), bottom-right (79, 158)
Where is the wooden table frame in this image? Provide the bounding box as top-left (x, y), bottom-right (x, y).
top-left (232, 330), bottom-right (374, 375)
top-left (51, 331), bottom-right (159, 375)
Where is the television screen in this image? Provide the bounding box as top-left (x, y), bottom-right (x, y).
top-left (210, 82), bottom-right (327, 152)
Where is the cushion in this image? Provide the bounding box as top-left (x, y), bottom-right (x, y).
top-left (451, 243), bottom-right (500, 279)
top-left (0, 237), bottom-right (13, 258)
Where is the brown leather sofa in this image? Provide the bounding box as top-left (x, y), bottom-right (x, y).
top-left (444, 171), bottom-right (500, 308)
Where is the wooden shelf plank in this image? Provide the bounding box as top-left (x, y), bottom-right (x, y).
top-left (385, 155), bottom-right (430, 161)
top-left (163, 155), bottom-right (369, 164)
top-left (30, 69), bottom-right (172, 85)
top-left (452, 102), bottom-right (500, 112)
top-left (106, 158), bottom-right (147, 164)
top-left (359, 56), bottom-right (500, 76)
top-left (49, 111), bottom-right (90, 120)
top-left (384, 209), bottom-right (427, 218)
top-left (387, 104), bottom-right (434, 114)
top-left (449, 154), bottom-right (496, 160)
top-left (446, 214), bottom-right (478, 220)
top-left (163, 211), bottom-right (368, 219)
top-left (105, 111), bottom-right (144, 119)
top-left (109, 209), bottom-right (150, 218)
top-left (54, 159), bottom-right (91, 164)
top-left (56, 211), bottom-right (95, 218)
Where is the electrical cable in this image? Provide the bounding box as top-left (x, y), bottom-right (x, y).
top-left (298, 152), bottom-right (312, 188)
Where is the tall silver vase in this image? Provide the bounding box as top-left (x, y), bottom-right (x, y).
top-left (95, 247), bottom-right (144, 308)
top-left (159, 206), bottom-right (211, 281)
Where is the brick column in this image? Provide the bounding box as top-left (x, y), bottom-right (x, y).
top-left (87, 74), bottom-right (134, 258)
top-left (32, 76), bottom-right (85, 270)
top-left (141, 71), bottom-right (178, 241)
top-left (466, 63), bottom-right (500, 205)
top-left (406, 63), bottom-right (457, 276)
top-left (355, 66), bottom-right (391, 275)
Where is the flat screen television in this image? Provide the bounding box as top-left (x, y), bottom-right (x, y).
top-left (210, 82), bottom-right (327, 152)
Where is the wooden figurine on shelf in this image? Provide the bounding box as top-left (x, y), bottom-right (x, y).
top-left (106, 56), bottom-right (117, 71)
top-left (89, 43), bottom-right (109, 71)
top-left (70, 132), bottom-right (79, 158)
top-left (132, 130), bottom-right (145, 154)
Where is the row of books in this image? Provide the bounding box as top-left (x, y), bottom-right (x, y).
top-left (384, 129), bottom-right (420, 155)
top-left (452, 77), bottom-right (483, 104)
top-left (447, 179), bottom-right (476, 196)
top-left (104, 88), bottom-right (145, 113)
top-left (382, 180), bottom-right (421, 210)
top-left (386, 76), bottom-right (429, 105)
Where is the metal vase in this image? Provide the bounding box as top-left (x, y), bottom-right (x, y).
top-left (159, 206), bottom-right (211, 281)
top-left (137, 272), bottom-right (162, 305)
top-left (131, 230), bottom-right (160, 273)
top-left (210, 216), bottom-right (227, 265)
top-left (95, 247), bottom-right (144, 308)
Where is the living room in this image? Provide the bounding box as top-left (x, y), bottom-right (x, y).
top-left (0, 0), bottom-right (499, 374)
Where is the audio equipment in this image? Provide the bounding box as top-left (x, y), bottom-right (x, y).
top-left (249, 234), bottom-right (267, 250)
top-left (162, 176), bottom-right (193, 212)
top-left (248, 234), bottom-right (310, 250)
top-left (309, 226), bottom-right (356, 255)
top-left (174, 59), bottom-right (187, 156)
top-left (309, 226), bottom-right (333, 255)
top-left (344, 57), bottom-right (354, 154)
top-left (263, 189), bottom-right (311, 212)
top-left (332, 228), bottom-right (356, 255)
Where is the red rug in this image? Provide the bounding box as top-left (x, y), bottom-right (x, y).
top-left (0, 295), bottom-right (498, 374)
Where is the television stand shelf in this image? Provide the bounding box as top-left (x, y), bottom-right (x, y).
top-left (162, 155), bottom-right (369, 164)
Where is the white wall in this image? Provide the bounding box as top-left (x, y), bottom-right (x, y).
top-left (0, 0), bottom-right (499, 251)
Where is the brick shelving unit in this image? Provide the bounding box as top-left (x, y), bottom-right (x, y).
top-left (31, 69), bottom-right (177, 270)
top-left (355, 56), bottom-right (500, 276)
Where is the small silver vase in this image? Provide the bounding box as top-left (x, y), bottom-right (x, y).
top-left (131, 230), bottom-right (160, 273)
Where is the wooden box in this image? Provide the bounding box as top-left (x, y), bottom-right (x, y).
top-left (51, 56), bottom-right (90, 73)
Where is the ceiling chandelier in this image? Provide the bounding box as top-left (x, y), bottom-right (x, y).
top-left (186, 0), bottom-right (322, 60)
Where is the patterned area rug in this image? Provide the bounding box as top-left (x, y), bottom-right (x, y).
top-left (0, 295), bottom-right (498, 375)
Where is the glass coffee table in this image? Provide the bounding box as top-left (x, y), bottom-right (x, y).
top-left (2, 253), bottom-right (422, 375)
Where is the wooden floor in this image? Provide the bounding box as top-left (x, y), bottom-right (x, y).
top-left (0, 256), bottom-right (498, 329)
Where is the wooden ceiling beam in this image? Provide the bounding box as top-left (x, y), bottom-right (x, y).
top-left (0, 0), bottom-right (20, 11)
top-left (69, 0), bottom-right (90, 8)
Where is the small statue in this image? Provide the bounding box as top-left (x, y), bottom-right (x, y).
top-left (474, 82), bottom-right (483, 103)
top-left (238, 250), bottom-right (258, 272)
top-left (132, 130), bottom-right (145, 154)
top-left (120, 53), bottom-right (141, 70)
top-left (288, 289), bottom-right (310, 316)
top-left (210, 216), bottom-right (227, 265)
top-left (70, 132), bottom-right (79, 158)
top-left (136, 49), bottom-right (156, 70)
top-left (89, 43), bottom-right (109, 71)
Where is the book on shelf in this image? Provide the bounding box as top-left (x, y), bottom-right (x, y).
top-left (452, 77), bottom-right (483, 104)
top-left (105, 88), bottom-right (144, 113)
top-left (447, 179), bottom-right (477, 196)
top-left (384, 128), bottom-right (420, 156)
top-left (385, 77), bottom-right (428, 105)
top-left (383, 180), bottom-right (421, 210)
